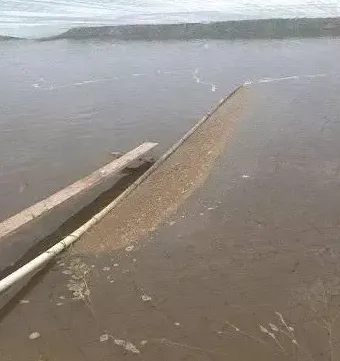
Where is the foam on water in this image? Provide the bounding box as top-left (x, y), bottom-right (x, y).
top-left (1, 0), bottom-right (340, 38)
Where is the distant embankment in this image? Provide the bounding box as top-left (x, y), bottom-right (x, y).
top-left (43, 17), bottom-right (340, 41)
top-left (0, 35), bottom-right (22, 41)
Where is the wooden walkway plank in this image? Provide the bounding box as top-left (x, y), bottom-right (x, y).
top-left (0, 142), bottom-right (157, 240)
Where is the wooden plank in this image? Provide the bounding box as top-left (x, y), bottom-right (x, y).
top-left (0, 142), bottom-right (157, 240)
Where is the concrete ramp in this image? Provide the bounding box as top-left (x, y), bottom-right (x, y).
top-left (1, 79), bottom-right (340, 361)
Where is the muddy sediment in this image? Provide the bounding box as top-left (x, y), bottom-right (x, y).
top-left (77, 86), bottom-right (248, 254)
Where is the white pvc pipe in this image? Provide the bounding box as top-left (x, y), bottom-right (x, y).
top-left (0, 85), bottom-right (243, 294)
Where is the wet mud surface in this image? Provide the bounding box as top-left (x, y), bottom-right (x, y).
top-left (1, 78), bottom-right (340, 360)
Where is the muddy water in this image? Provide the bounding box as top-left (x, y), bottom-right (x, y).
top-left (1, 37), bottom-right (340, 223)
top-left (1, 76), bottom-right (340, 360)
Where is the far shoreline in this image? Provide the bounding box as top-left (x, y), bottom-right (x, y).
top-left (2, 17), bottom-right (340, 42)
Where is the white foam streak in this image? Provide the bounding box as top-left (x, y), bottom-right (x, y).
top-left (245, 73), bottom-right (328, 85)
top-left (35, 78), bottom-right (109, 90)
